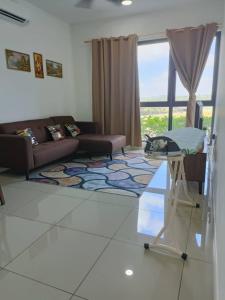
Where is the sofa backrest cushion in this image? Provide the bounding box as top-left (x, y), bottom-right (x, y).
top-left (51, 116), bottom-right (76, 126)
top-left (0, 118), bottom-right (54, 143)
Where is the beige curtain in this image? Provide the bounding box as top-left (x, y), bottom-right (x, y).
top-left (167, 23), bottom-right (217, 127)
top-left (92, 34), bottom-right (142, 147)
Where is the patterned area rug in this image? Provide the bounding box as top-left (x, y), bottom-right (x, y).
top-left (30, 152), bottom-right (161, 197)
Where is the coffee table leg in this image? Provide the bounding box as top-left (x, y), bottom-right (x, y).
top-left (0, 185), bottom-right (5, 206)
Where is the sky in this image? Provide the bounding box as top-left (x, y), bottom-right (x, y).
top-left (138, 39), bottom-right (216, 101)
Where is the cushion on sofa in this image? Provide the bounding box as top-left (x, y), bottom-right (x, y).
top-left (47, 124), bottom-right (65, 141)
top-left (65, 123), bottom-right (80, 137)
top-left (0, 118), bottom-right (54, 143)
top-left (16, 128), bottom-right (39, 145)
top-left (77, 134), bottom-right (126, 153)
top-left (51, 116), bottom-right (98, 134)
top-left (33, 138), bottom-right (79, 168)
top-left (51, 116), bottom-right (76, 136)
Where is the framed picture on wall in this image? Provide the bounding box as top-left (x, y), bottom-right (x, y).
top-left (33, 52), bottom-right (44, 78)
top-left (5, 49), bottom-right (31, 72)
top-left (46, 60), bottom-right (63, 78)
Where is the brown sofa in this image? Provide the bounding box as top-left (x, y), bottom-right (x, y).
top-left (0, 116), bottom-right (126, 179)
top-left (52, 116), bottom-right (126, 159)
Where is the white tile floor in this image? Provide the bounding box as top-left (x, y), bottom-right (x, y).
top-left (0, 162), bottom-right (214, 300)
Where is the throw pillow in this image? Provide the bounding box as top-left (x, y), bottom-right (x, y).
top-left (16, 128), bottom-right (39, 145)
top-left (65, 123), bottom-right (80, 137)
top-left (47, 124), bottom-right (65, 141)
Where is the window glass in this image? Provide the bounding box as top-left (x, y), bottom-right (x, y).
top-left (138, 42), bottom-right (169, 102)
top-left (138, 34), bottom-right (219, 135)
top-left (202, 106), bottom-right (213, 135)
top-left (172, 107), bottom-right (186, 129)
top-left (140, 107), bottom-right (169, 138)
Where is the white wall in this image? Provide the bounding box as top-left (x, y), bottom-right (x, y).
top-left (213, 1), bottom-right (225, 299)
top-left (71, 1), bottom-right (224, 121)
top-left (0, 0), bottom-right (76, 123)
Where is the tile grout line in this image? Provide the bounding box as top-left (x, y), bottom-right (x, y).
top-left (1, 199), bottom-right (134, 299)
top-left (10, 177), bottom-right (139, 200)
top-left (72, 237), bottom-right (112, 297)
top-left (53, 194), bottom-right (138, 242)
top-left (55, 224), bottom-right (114, 239)
top-left (184, 189), bottom-right (214, 264)
top-left (187, 256), bottom-right (213, 265)
top-left (1, 178), bottom-right (203, 299)
top-left (2, 267), bottom-right (74, 296)
top-left (71, 195), bottom-right (192, 299)
top-left (112, 196), bottom-right (192, 248)
top-left (0, 188), bottom-right (96, 271)
top-left (177, 204), bottom-right (193, 300)
top-left (184, 206), bottom-right (193, 254)
top-left (1, 185), bottom-right (91, 226)
top-left (69, 294), bottom-right (88, 300)
top-left (87, 196), bottom-right (138, 208)
top-left (177, 261), bottom-right (185, 300)
top-left (0, 200), bottom-right (39, 217)
top-left (2, 181), bottom-right (95, 201)
top-left (0, 186), bottom-right (54, 216)
top-left (56, 196), bottom-right (194, 251)
top-left (3, 224), bottom-right (55, 269)
top-left (3, 221), bottom-right (113, 273)
top-left (54, 196), bottom-right (136, 229)
top-left (190, 257), bottom-right (213, 265)
top-left (0, 194), bottom-right (89, 228)
top-left (71, 202), bottom-right (137, 298)
top-left (54, 197), bottom-right (90, 226)
top-left (5, 180), bottom-right (140, 208)
top-left (1, 212), bottom-right (56, 226)
top-left (111, 204), bottom-right (137, 238)
top-left (3, 206), bottom-right (138, 278)
top-left (2, 220), bottom-right (110, 298)
top-left (56, 221), bottom-right (214, 264)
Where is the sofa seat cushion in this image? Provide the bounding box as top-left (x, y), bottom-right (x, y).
top-left (77, 134), bottom-right (126, 153)
top-left (33, 138), bottom-right (79, 168)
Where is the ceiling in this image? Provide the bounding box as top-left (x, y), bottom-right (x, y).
top-left (24, 0), bottom-right (212, 24)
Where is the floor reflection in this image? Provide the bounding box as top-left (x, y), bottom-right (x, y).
top-left (137, 162), bottom-right (171, 238)
top-left (147, 161), bottom-right (170, 191)
top-left (136, 161), bottom-right (188, 247)
top-left (139, 192), bottom-right (166, 214)
top-left (195, 233), bottom-right (202, 248)
top-left (137, 209), bottom-right (165, 238)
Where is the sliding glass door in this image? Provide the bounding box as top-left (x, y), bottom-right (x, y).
top-left (138, 32), bottom-right (221, 138)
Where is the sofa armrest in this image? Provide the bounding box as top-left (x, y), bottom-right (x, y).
top-left (75, 121), bottom-right (98, 134)
top-left (0, 134), bottom-right (34, 172)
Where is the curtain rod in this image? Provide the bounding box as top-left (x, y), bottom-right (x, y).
top-left (84, 23), bottom-right (222, 43)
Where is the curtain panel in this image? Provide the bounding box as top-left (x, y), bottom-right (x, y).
top-left (92, 34), bottom-right (142, 147)
top-left (167, 23), bottom-right (217, 127)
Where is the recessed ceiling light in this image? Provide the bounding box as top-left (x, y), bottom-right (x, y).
top-left (121, 0), bottom-right (133, 6)
top-left (125, 269), bottom-right (134, 276)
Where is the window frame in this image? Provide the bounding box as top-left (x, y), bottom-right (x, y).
top-left (138, 32), bottom-right (221, 131)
